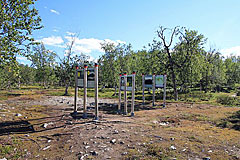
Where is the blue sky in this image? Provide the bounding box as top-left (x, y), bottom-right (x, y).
top-left (18, 0), bottom-right (240, 64)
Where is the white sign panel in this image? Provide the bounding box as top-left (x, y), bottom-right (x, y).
top-left (155, 75), bottom-right (164, 88)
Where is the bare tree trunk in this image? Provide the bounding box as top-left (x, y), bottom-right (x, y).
top-left (157, 26), bottom-right (179, 101)
top-left (64, 81), bottom-right (69, 96)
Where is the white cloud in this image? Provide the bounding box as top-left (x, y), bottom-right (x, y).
top-left (53, 29), bottom-right (58, 32)
top-left (220, 46), bottom-right (240, 57)
top-left (39, 36), bottom-right (64, 46)
top-left (66, 31), bottom-right (76, 36)
top-left (50, 9), bottom-right (60, 15)
top-left (38, 35), bottom-right (126, 61)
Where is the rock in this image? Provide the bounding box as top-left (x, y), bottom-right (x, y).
top-left (203, 157), bottom-right (211, 160)
top-left (170, 145), bottom-right (176, 150)
top-left (113, 130), bottom-right (119, 134)
top-left (170, 137), bottom-right (175, 141)
top-left (159, 122), bottom-right (168, 126)
top-left (0, 158), bottom-right (7, 160)
top-left (122, 152), bottom-right (128, 155)
top-left (15, 113), bottom-right (22, 117)
top-left (110, 139), bottom-right (116, 144)
top-left (42, 146), bottom-right (51, 151)
top-left (208, 150), bottom-right (212, 153)
top-left (182, 148), bottom-right (187, 152)
top-left (120, 141), bottom-right (125, 144)
top-left (83, 142), bottom-right (89, 145)
top-left (90, 151), bottom-right (98, 156)
top-left (42, 123), bottom-right (49, 128)
top-left (85, 146), bottom-right (90, 149)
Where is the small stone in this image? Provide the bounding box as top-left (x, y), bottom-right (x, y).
top-left (122, 152), bottom-right (128, 155)
top-left (208, 150), bottom-right (212, 153)
top-left (47, 140), bottom-right (51, 143)
top-left (42, 123), bottom-right (48, 128)
top-left (182, 148), bottom-right (187, 152)
top-left (15, 113), bottom-right (22, 117)
top-left (42, 146), bottom-right (51, 151)
top-left (0, 158), bottom-right (7, 160)
top-left (90, 151), bottom-right (98, 156)
top-left (83, 142), bottom-right (89, 145)
top-left (85, 146), bottom-right (90, 149)
top-left (170, 145), bottom-right (176, 150)
top-left (110, 139), bottom-right (116, 144)
top-left (120, 141), bottom-right (125, 144)
top-left (113, 130), bottom-right (119, 134)
top-left (202, 157), bottom-right (211, 160)
top-left (170, 137), bottom-right (175, 141)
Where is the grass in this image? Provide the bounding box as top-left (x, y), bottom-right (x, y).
top-left (0, 138), bottom-right (23, 159)
top-left (217, 110), bottom-right (240, 131)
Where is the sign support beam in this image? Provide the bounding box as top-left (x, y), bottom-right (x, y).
top-left (83, 65), bottom-right (88, 119)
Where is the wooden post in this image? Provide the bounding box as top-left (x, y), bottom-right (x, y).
top-left (152, 73), bottom-right (156, 106)
top-left (73, 66), bottom-right (79, 115)
top-left (124, 73), bottom-right (127, 115)
top-left (163, 74), bottom-right (167, 107)
top-left (94, 64), bottom-right (99, 120)
top-left (83, 65), bottom-right (88, 118)
top-left (131, 72), bottom-right (136, 117)
top-left (118, 73), bottom-right (122, 114)
top-left (142, 73), bottom-right (145, 105)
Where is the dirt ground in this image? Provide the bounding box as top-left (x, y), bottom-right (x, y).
top-left (0, 95), bottom-right (240, 160)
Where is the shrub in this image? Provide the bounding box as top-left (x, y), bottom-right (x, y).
top-left (216, 95), bottom-right (240, 106)
top-left (236, 90), bottom-right (240, 96)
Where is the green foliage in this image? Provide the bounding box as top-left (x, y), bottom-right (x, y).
top-left (0, 0), bottom-right (42, 66)
top-left (28, 43), bottom-right (57, 88)
top-left (237, 91), bottom-right (240, 96)
top-left (216, 95), bottom-right (240, 106)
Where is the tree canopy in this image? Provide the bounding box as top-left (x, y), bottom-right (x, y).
top-left (0, 0), bottom-right (42, 66)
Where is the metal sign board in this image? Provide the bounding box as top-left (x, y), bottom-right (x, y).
top-left (77, 68), bottom-right (95, 88)
top-left (120, 75), bottom-right (133, 91)
top-left (126, 75), bottom-right (133, 91)
top-left (155, 75), bottom-right (164, 88)
top-left (144, 75), bottom-right (153, 88)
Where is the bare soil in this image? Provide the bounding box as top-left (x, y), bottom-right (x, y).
top-left (0, 95), bottom-right (240, 160)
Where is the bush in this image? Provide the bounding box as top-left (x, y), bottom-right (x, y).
top-left (236, 91), bottom-right (240, 96)
top-left (216, 95), bottom-right (240, 106)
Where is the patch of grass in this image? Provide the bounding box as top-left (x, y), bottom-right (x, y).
top-left (217, 110), bottom-right (240, 131)
top-left (125, 143), bottom-right (176, 160)
top-left (216, 95), bottom-right (240, 106)
top-left (0, 138), bottom-right (23, 159)
top-left (181, 113), bottom-right (210, 121)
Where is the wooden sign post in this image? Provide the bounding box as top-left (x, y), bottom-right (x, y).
top-left (118, 74), bottom-right (122, 114)
top-left (152, 73), bottom-right (156, 106)
top-left (94, 64), bottom-right (99, 120)
top-left (124, 73), bottom-right (127, 115)
top-left (163, 74), bottom-right (167, 107)
top-left (73, 66), bottom-right (79, 115)
top-left (131, 71), bottom-right (136, 117)
top-left (83, 65), bottom-right (88, 118)
top-left (142, 74), bottom-right (145, 105)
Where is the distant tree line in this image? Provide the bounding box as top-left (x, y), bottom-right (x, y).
top-left (99, 27), bottom-right (240, 100)
top-left (0, 1), bottom-right (239, 99)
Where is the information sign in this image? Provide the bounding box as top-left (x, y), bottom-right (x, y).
top-left (144, 75), bottom-right (153, 88)
top-left (78, 68), bottom-right (95, 88)
top-left (120, 75), bottom-right (133, 91)
top-left (155, 75), bottom-right (164, 88)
